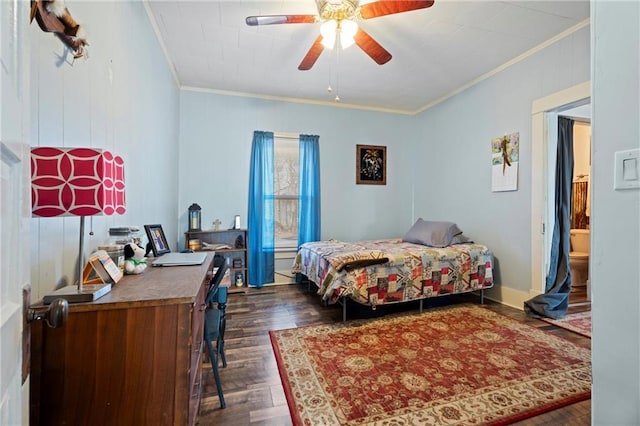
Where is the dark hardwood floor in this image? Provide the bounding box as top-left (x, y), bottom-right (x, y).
top-left (197, 284), bottom-right (591, 425)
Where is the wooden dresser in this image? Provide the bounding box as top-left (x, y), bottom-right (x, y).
top-left (30, 253), bottom-right (214, 426)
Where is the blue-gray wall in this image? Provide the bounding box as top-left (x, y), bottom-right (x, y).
top-left (178, 91), bottom-right (416, 248)
top-left (179, 27), bottom-right (590, 303)
top-left (412, 27), bottom-right (590, 298)
top-left (30, 1), bottom-right (179, 300)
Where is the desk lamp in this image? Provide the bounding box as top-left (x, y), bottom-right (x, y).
top-left (31, 147), bottom-right (125, 303)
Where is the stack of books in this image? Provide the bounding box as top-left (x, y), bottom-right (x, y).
top-left (109, 226), bottom-right (142, 245)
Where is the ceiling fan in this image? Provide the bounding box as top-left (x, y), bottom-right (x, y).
top-left (246, 0), bottom-right (435, 71)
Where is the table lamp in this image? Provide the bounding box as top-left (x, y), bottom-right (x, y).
top-left (31, 147), bottom-right (125, 303)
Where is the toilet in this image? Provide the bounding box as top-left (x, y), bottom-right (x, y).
top-left (569, 229), bottom-right (589, 287)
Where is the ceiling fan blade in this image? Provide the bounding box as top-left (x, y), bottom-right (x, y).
top-left (246, 15), bottom-right (317, 26)
top-left (298, 35), bottom-right (325, 70)
top-left (354, 28), bottom-right (392, 65)
top-left (359, 0), bottom-right (434, 19)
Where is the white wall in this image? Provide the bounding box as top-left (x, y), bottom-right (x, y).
top-left (29, 1), bottom-right (180, 301)
top-left (178, 91), bottom-right (416, 250)
top-left (411, 27), bottom-right (590, 304)
top-left (573, 122), bottom-right (591, 181)
top-left (591, 1), bottom-right (640, 423)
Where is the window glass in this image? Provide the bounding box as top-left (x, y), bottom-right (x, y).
top-left (274, 137), bottom-right (299, 249)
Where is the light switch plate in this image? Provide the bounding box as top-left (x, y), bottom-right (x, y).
top-left (614, 148), bottom-right (640, 190)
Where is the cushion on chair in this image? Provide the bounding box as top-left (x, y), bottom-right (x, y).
top-left (216, 286), bottom-right (228, 304)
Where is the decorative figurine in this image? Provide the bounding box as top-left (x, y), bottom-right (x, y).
top-left (123, 242), bottom-right (147, 275)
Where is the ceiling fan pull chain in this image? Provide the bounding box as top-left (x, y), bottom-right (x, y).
top-left (328, 45), bottom-right (335, 93)
top-left (335, 47), bottom-right (341, 102)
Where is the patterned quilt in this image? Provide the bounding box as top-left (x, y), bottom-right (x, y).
top-left (292, 239), bottom-right (493, 307)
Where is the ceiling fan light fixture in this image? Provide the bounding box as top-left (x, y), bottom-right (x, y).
top-left (247, 0), bottom-right (436, 71)
top-left (339, 19), bottom-right (358, 49)
top-left (320, 19), bottom-right (337, 49)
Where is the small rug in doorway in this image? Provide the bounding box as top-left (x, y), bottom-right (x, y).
top-left (541, 311), bottom-right (592, 338)
top-left (270, 304), bottom-right (591, 425)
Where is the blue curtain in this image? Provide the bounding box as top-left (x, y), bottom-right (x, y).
top-left (298, 134), bottom-right (321, 246)
top-left (248, 131), bottom-right (275, 287)
top-left (524, 117), bottom-right (574, 319)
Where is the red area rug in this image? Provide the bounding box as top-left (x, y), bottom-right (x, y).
top-left (541, 311), bottom-right (592, 338)
top-left (270, 304), bottom-right (591, 425)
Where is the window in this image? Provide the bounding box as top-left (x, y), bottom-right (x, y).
top-left (274, 135), bottom-right (299, 249)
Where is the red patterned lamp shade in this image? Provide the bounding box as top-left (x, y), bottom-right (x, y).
top-left (31, 147), bottom-right (125, 217)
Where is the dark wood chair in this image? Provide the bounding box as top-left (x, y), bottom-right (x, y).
top-left (204, 258), bottom-right (228, 408)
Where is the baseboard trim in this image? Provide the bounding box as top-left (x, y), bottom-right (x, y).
top-left (263, 270), bottom-right (296, 286)
top-left (484, 286), bottom-right (531, 311)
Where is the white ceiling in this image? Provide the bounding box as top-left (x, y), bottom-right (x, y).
top-left (146, 0), bottom-right (590, 114)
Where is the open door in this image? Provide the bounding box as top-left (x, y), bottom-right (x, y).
top-left (0, 1), bottom-right (31, 423)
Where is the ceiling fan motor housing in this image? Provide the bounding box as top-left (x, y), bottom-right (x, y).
top-left (317, 0), bottom-right (359, 21)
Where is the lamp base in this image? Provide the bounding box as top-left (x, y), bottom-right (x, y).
top-left (43, 283), bottom-right (112, 304)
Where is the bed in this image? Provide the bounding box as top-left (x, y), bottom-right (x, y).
top-left (292, 220), bottom-right (494, 321)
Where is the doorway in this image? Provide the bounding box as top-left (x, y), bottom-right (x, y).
top-left (529, 81), bottom-right (590, 304)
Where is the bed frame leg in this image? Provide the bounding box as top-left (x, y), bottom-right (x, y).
top-left (480, 289), bottom-right (485, 305)
top-left (420, 299), bottom-right (423, 313)
top-left (343, 298), bottom-right (347, 323)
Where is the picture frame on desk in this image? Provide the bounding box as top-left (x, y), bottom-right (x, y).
top-left (144, 224), bottom-right (171, 257)
top-left (83, 250), bottom-right (123, 285)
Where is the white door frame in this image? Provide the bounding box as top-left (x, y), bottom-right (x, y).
top-left (530, 81), bottom-right (590, 297)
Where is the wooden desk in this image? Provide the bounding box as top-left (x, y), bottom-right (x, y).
top-left (30, 253), bottom-right (215, 426)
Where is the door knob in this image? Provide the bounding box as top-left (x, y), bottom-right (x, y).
top-left (27, 298), bottom-right (69, 328)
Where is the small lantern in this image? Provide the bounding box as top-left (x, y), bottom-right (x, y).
top-left (188, 203), bottom-right (201, 231)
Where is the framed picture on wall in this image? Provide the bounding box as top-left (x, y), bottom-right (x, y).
top-left (356, 144), bottom-right (387, 185)
top-left (144, 224), bottom-right (171, 256)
